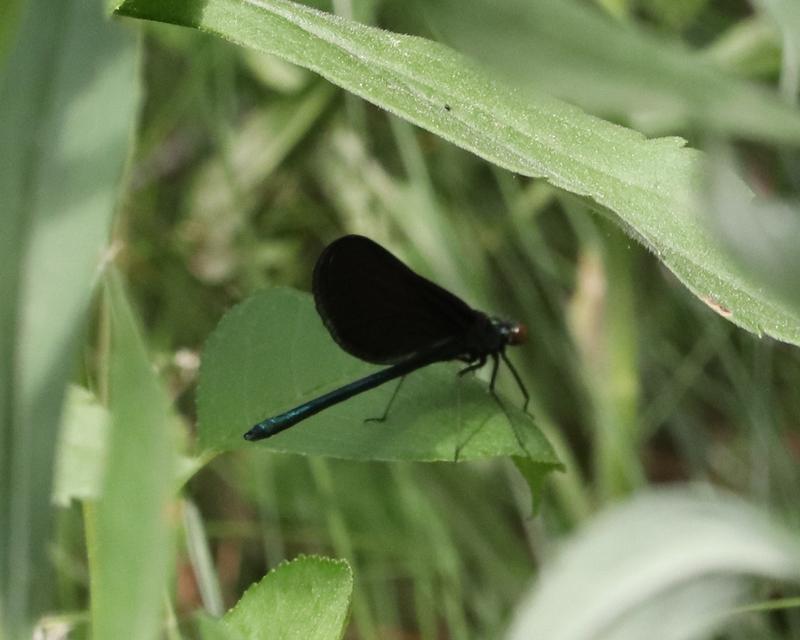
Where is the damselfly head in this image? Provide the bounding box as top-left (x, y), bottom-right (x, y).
top-left (507, 323), bottom-right (528, 346)
top-left (492, 318), bottom-right (528, 346)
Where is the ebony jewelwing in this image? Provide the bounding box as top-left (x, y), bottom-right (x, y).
top-left (243, 235), bottom-right (529, 442)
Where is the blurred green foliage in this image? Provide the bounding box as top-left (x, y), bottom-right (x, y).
top-left (4, 0), bottom-right (800, 638)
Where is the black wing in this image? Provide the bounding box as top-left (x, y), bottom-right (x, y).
top-left (312, 235), bottom-right (479, 364)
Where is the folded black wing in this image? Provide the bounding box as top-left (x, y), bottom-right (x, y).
top-left (312, 235), bottom-right (478, 364)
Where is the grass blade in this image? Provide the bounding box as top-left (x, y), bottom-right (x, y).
top-left (0, 1), bottom-right (138, 634)
top-left (88, 272), bottom-right (177, 640)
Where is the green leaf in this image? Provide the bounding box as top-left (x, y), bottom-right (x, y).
top-left (197, 615), bottom-right (243, 640)
top-left (88, 272), bottom-right (177, 640)
top-left (507, 489), bottom-right (800, 640)
top-left (198, 288), bottom-right (560, 467)
top-left (224, 555), bottom-right (353, 640)
top-left (0, 1), bottom-right (138, 635)
top-left (52, 386), bottom-right (111, 508)
top-left (512, 456), bottom-right (552, 516)
top-left (197, 614), bottom-right (245, 640)
top-left (112, 0), bottom-right (800, 347)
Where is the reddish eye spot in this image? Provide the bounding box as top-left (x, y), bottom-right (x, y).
top-left (509, 323), bottom-right (528, 345)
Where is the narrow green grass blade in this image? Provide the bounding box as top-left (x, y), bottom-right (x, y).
top-left (224, 555), bottom-right (353, 640)
top-left (113, 0), bottom-right (800, 346)
top-left (183, 500), bottom-right (225, 617)
top-left (89, 272), bottom-right (177, 640)
top-left (754, 0), bottom-right (800, 100)
top-left (198, 289), bottom-right (560, 468)
top-left (0, 1), bottom-right (137, 635)
top-left (704, 16), bottom-right (782, 79)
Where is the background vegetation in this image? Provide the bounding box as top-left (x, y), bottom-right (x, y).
top-left (3, 0), bottom-right (800, 638)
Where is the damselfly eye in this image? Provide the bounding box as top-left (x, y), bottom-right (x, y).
top-left (508, 323), bottom-right (528, 346)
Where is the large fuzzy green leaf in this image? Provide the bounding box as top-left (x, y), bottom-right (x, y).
top-left (508, 489), bottom-right (800, 640)
top-left (113, 0), bottom-right (800, 346)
